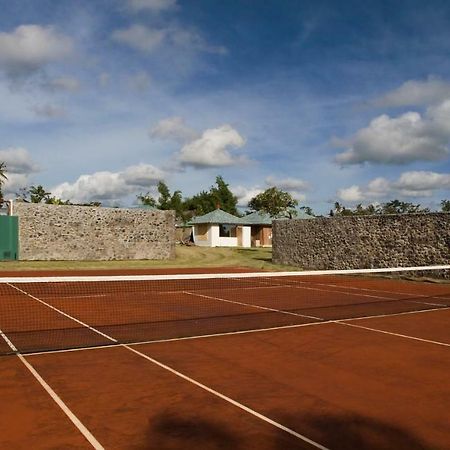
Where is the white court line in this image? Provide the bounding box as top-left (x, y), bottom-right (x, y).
top-left (41, 294), bottom-right (109, 300)
top-left (7, 283), bottom-right (117, 344)
top-left (271, 277), bottom-right (450, 306)
top-left (24, 305), bottom-right (450, 357)
top-left (339, 322), bottom-right (450, 347)
top-left (8, 284), bottom-right (329, 450)
top-left (0, 329), bottom-right (104, 450)
top-left (239, 276), bottom-right (409, 303)
top-left (122, 343), bottom-right (329, 450)
top-left (408, 300), bottom-right (448, 307)
top-left (182, 290), bottom-right (323, 320)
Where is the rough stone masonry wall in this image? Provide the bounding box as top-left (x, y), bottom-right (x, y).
top-left (272, 213), bottom-right (450, 272)
top-left (14, 203), bottom-right (175, 261)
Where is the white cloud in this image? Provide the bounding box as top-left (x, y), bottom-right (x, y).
top-left (52, 164), bottom-right (164, 204)
top-left (167, 26), bottom-right (227, 55)
top-left (0, 147), bottom-right (39, 197)
top-left (111, 25), bottom-right (165, 53)
top-left (373, 77), bottom-right (450, 108)
top-left (121, 163), bottom-right (165, 186)
top-left (43, 76), bottom-right (80, 92)
top-left (366, 177), bottom-right (391, 196)
top-left (150, 116), bottom-right (199, 143)
top-left (177, 125), bottom-right (247, 168)
top-left (53, 172), bottom-right (125, 203)
top-left (337, 171), bottom-right (450, 203)
top-left (0, 147), bottom-right (39, 174)
top-left (392, 171), bottom-right (450, 197)
top-left (265, 175), bottom-right (309, 192)
top-left (112, 24), bottom-right (226, 55)
top-left (337, 185), bottom-right (364, 202)
top-left (126, 0), bottom-right (177, 12)
top-left (334, 101), bottom-right (450, 165)
top-left (2, 173), bottom-right (30, 197)
top-left (0, 25), bottom-right (73, 77)
top-left (232, 185), bottom-right (264, 207)
top-left (263, 175), bottom-right (308, 201)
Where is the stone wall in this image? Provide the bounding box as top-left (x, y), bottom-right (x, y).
top-left (273, 213), bottom-right (450, 271)
top-left (14, 203), bottom-right (175, 261)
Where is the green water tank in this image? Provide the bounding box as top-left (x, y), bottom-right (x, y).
top-left (0, 215), bottom-right (19, 260)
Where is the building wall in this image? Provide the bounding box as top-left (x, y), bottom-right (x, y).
top-left (273, 213), bottom-right (450, 272)
top-left (14, 202), bottom-right (175, 261)
top-left (251, 225), bottom-right (272, 247)
top-left (261, 226), bottom-right (272, 246)
top-left (193, 224), bottom-right (212, 246)
top-left (218, 236), bottom-right (238, 247)
top-left (241, 226), bottom-right (251, 248)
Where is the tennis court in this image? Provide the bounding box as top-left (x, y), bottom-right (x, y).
top-left (1, 266), bottom-right (449, 449)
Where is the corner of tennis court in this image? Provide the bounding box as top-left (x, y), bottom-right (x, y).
top-left (1, 265), bottom-right (449, 449)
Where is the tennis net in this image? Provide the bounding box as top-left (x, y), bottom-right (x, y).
top-left (1, 265), bottom-right (449, 355)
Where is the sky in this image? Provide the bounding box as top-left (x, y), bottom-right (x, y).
top-left (1, 0), bottom-right (450, 214)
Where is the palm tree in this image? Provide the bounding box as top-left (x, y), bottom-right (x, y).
top-left (0, 162), bottom-right (7, 184)
top-left (29, 185), bottom-right (51, 203)
top-left (0, 162), bottom-right (7, 205)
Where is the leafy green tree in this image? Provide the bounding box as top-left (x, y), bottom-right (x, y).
top-left (157, 181), bottom-right (172, 210)
top-left (184, 190), bottom-right (216, 216)
top-left (137, 192), bottom-right (157, 207)
top-left (210, 176), bottom-right (239, 216)
top-left (45, 196), bottom-right (71, 205)
top-left (156, 181), bottom-right (187, 222)
top-left (379, 200), bottom-right (429, 214)
top-left (29, 185), bottom-right (51, 203)
top-left (184, 176), bottom-right (239, 217)
top-left (331, 201), bottom-right (356, 216)
top-left (331, 200), bottom-right (430, 216)
top-left (299, 206), bottom-right (315, 216)
top-left (441, 200), bottom-right (450, 212)
top-left (248, 187), bottom-right (298, 218)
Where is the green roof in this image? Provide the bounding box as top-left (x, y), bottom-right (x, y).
top-left (189, 209), bottom-right (248, 225)
top-left (243, 211), bottom-right (272, 225)
top-left (189, 208), bottom-right (315, 226)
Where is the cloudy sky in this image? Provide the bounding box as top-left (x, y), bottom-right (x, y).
top-left (1, 0), bottom-right (450, 213)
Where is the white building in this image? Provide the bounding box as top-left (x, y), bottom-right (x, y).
top-left (189, 209), bottom-right (251, 248)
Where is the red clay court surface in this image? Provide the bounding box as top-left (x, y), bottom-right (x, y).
top-left (0, 267), bottom-right (449, 449)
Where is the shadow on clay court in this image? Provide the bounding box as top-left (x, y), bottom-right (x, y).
top-left (148, 411), bottom-right (431, 450)
top-left (148, 412), bottom-right (240, 449)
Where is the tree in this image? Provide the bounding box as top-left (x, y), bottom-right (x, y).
top-left (331, 200), bottom-right (430, 216)
top-left (248, 187), bottom-right (298, 218)
top-left (184, 190), bottom-right (216, 216)
top-left (45, 196), bottom-right (71, 205)
top-left (29, 185), bottom-right (51, 203)
top-left (299, 206), bottom-right (315, 216)
top-left (137, 183), bottom-right (189, 222)
top-left (184, 176), bottom-right (239, 217)
top-left (379, 200), bottom-right (429, 214)
top-left (157, 181), bottom-right (172, 210)
top-left (210, 176), bottom-right (239, 216)
top-left (441, 200), bottom-right (450, 212)
top-left (0, 162), bottom-right (7, 204)
top-left (137, 192), bottom-right (157, 207)
top-left (156, 181), bottom-right (187, 222)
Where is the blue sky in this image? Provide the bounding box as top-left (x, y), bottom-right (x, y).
top-left (1, 0), bottom-right (450, 214)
